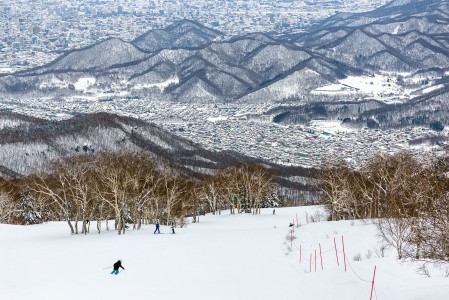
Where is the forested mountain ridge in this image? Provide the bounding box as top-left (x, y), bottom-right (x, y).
top-left (0, 111), bottom-right (317, 201)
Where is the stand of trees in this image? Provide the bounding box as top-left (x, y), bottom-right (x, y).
top-left (0, 151), bottom-right (281, 234)
top-left (319, 152), bottom-right (449, 263)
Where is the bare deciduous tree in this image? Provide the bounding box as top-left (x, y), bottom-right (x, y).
top-left (0, 191), bottom-right (14, 223)
top-left (319, 152), bottom-right (449, 263)
top-left (27, 172), bottom-right (78, 234)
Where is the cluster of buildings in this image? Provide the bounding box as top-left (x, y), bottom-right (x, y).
top-left (2, 94), bottom-right (443, 168)
top-left (152, 103), bottom-right (445, 167)
top-left (0, 0), bottom-right (389, 72)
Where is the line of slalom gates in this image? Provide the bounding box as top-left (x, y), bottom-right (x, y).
top-left (289, 212), bottom-right (377, 300)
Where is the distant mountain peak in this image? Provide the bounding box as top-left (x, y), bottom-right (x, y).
top-left (166, 19), bottom-right (222, 35)
top-left (132, 20), bottom-right (223, 52)
top-left (45, 38), bottom-right (146, 72)
top-left (242, 32), bottom-right (276, 43)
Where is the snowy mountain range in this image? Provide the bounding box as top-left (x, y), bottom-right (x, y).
top-left (1, 0), bottom-right (449, 127)
top-left (2, 0), bottom-right (449, 184)
top-left (132, 19), bottom-right (223, 52)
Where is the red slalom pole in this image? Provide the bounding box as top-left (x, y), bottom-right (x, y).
top-left (296, 213), bottom-right (299, 227)
top-left (334, 237), bottom-right (340, 266)
top-left (342, 235), bottom-right (347, 272)
top-left (300, 244), bottom-right (302, 264)
top-left (369, 265), bottom-right (377, 300)
top-left (319, 243), bottom-right (323, 270)
top-left (306, 211), bottom-right (309, 224)
top-left (314, 249), bottom-right (317, 272)
top-left (309, 253), bottom-right (312, 272)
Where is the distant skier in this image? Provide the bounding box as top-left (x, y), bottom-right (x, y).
top-left (171, 225), bottom-right (175, 234)
top-left (289, 222), bottom-right (294, 227)
top-left (154, 221), bottom-right (160, 234)
top-left (111, 260), bottom-right (125, 275)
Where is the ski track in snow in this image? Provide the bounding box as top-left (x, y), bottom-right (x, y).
top-left (1, 206), bottom-right (448, 300)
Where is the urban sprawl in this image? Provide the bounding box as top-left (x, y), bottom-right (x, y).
top-left (1, 0), bottom-right (389, 72)
top-left (1, 0), bottom-right (444, 168)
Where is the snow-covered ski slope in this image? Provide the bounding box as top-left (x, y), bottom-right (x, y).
top-left (1, 206), bottom-right (448, 300)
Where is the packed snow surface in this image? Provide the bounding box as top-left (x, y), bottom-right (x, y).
top-left (207, 116), bottom-right (228, 122)
top-left (1, 207), bottom-right (448, 300)
top-left (311, 73), bottom-right (433, 103)
top-left (309, 120), bottom-right (357, 134)
top-left (74, 77), bottom-right (96, 91)
top-left (132, 77), bottom-right (179, 92)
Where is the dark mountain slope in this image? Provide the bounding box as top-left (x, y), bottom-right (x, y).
top-left (132, 20), bottom-right (223, 52)
top-left (16, 38), bottom-right (148, 76)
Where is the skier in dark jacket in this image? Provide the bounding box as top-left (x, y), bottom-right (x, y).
top-left (154, 221), bottom-right (160, 234)
top-left (111, 260), bottom-right (125, 275)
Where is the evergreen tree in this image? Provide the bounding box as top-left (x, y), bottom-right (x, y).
top-left (15, 193), bottom-right (45, 225)
top-left (263, 191), bottom-right (283, 208)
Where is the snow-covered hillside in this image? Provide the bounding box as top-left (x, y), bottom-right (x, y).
top-left (1, 207), bottom-right (448, 300)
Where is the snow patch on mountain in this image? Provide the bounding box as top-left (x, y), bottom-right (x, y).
top-left (312, 74), bottom-right (413, 103)
top-left (309, 120), bottom-right (357, 134)
top-left (133, 77), bottom-right (179, 92)
top-left (207, 116), bottom-right (228, 122)
top-left (422, 84), bottom-right (445, 94)
top-left (0, 118), bottom-right (27, 130)
top-left (74, 77), bottom-right (96, 91)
